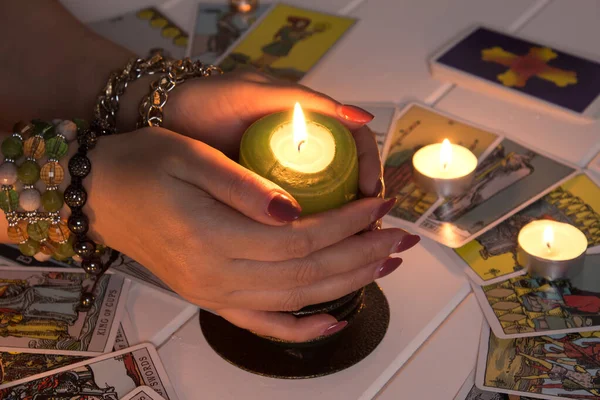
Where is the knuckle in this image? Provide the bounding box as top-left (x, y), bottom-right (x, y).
top-left (280, 288), bottom-right (306, 312)
top-left (293, 256), bottom-right (322, 286)
top-left (361, 239), bottom-right (382, 264)
top-left (284, 230), bottom-right (315, 258)
top-left (348, 272), bottom-right (368, 294)
top-left (225, 170), bottom-right (254, 206)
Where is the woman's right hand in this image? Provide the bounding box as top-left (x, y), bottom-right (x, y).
top-left (87, 127), bottom-right (418, 342)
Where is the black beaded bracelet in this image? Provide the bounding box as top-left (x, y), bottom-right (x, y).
top-left (64, 120), bottom-right (114, 311)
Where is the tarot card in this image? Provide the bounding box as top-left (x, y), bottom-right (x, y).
top-left (430, 26), bottom-right (600, 121)
top-left (88, 8), bottom-right (188, 59)
top-left (0, 351), bottom-right (87, 386)
top-left (417, 137), bottom-right (576, 248)
top-left (457, 172), bottom-right (600, 285)
top-left (0, 266), bottom-right (129, 355)
top-left (188, 2), bottom-right (269, 64)
top-left (382, 103), bottom-right (499, 225)
top-left (113, 311), bottom-right (139, 352)
top-left (353, 103), bottom-right (397, 154)
top-left (472, 254), bottom-right (600, 339)
top-left (477, 323), bottom-right (600, 399)
top-left (123, 386), bottom-right (165, 400)
top-left (217, 3), bottom-right (356, 82)
top-left (0, 343), bottom-right (178, 400)
top-left (454, 369), bottom-right (535, 399)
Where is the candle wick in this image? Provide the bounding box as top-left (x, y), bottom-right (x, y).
top-left (297, 140), bottom-right (305, 152)
top-left (442, 162), bottom-right (448, 171)
top-left (546, 241), bottom-right (552, 252)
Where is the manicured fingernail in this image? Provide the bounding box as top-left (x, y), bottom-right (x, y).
top-left (322, 320), bottom-right (348, 336)
top-left (339, 105), bottom-right (374, 123)
top-left (375, 258), bottom-right (403, 279)
top-left (373, 177), bottom-right (384, 197)
top-left (267, 194), bottom-right (301, 222)
top-left (394, 234), bottom-right (421, 253)
top-left (372, 198), bottom-right (397, 221)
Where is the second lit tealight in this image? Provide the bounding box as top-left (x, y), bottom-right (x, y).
top-left (412, 139), bottom-right (477, 198)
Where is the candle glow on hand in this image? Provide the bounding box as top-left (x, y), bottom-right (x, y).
top-left (440, 139), bottom-right (452, 171)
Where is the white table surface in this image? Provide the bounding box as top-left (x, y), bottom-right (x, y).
top-left (59, 0), bottom-right (600, 399)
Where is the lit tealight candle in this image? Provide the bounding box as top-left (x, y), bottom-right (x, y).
top-left (517, 220), bottom-right (587, 280)
top-left (412, 139), bottom-right (477, 198)
top-left (239, 103), bottom-right (358, 215)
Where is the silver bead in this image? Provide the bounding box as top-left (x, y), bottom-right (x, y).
top-left (19, 189), bottom-right (41, 211)
top-left (56, 120), bottom-right (77, 142)
top-left (0, 162), bottom-right (17, 185)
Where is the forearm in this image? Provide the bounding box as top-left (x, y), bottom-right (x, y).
top-left (0, 1), bottom-right (146, 132)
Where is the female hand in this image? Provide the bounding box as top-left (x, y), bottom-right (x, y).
top-left (88, 126), bottom-right (420, 342)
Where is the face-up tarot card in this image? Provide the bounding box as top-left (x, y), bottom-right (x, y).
top-left (477, 323), bottom-right (600, 399)
top-left (457, 172), bottom-right (600, 285)
top-left (0, 344), bottom-right (178, 399)
top-left (455, 369), bottom-right (535, 399)
top-left (0, 352), bottom-right (87, 387)
top-left (430, 26), bottom-right (600, 121)
top-left (113, 311), bottom-right (138, 352)
top-left (352, 103), bottom-right (397, 155)
top-left (188, 3), bottom-right (270, 64)
top-left (88, 8), bottom-right (188, 59)
top-left (123, 386), bottom-right (165, 400)
top-left (0, 267), bottom-right (129, 355)
top-left (382, 103), bottom-right (577, 248)
top-left (472, 254), bottom-right (600, 339)
top-left (217, 3), bottom-right (356, 82)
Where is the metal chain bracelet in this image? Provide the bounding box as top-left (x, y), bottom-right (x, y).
top-left (94, 50), bottom-right (174, 135)
top-left (137, 58), bottom-right (223, 128)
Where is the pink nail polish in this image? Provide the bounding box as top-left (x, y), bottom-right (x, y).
top-left (394, 234), bottom-right (421, 253)
top-left (322, 320), bottom-right (348, 336)
top-left (339, 105), bottom-right (374, 123)
top-left (374, 258), bottom-right (403, 279)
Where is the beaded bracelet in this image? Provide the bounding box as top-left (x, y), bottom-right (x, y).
top-left (0, 120), bottom-right (76, 262)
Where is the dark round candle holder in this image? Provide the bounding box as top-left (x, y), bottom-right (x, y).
top-left (198, 283), bottom-right (390, 378)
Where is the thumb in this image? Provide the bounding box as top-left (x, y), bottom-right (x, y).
top-left (218, 308), bottom-right (346, 343)
top-left (169, 135), bottom-right (301, 225)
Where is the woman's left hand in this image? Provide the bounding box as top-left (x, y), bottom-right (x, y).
top-left (163, 70), bottom-right (383, 199)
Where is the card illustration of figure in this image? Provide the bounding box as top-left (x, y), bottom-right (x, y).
top-left (382, 103), bottom-right (498, 224)
top-left (0, 267), bottom-right (129, 355)
top-left (189, 3), bottom-right (269, 64)
top-left (457, 173), bottom-right (600, 285)
top-left (419, 138), bottom-right (576, 247)
top-left (472, 254), bottom-right (600, 339)
top-left (477, 324), bottom-right (600, 399)
top-left (123, 385), bottom-right (165, 400)
top-left (88, 8), bottom-right (188, 59)
top-left (0, 344), bottom-right (178, 400)
top-left (455, 369), bottom-right (534, 399)
top-left (0, 352), bottom-right (87, 386)
top-left (431, 26), bottom-right (600, 120)
top-left (217, 3), bottom-right (356, 82)
top-left (353, 103), bottom-right (397, 154)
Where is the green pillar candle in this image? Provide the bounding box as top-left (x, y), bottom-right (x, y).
top-left (240, 104), bottom-right (358, 215)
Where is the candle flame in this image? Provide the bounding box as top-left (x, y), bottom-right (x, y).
top-left (543, 225), bottom-right (554, 252)
top-left (440, 139), bottom-right (452, 171)
top-left (293, 102), bottom-right (308, 152)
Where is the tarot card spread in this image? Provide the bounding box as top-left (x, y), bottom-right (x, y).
top-left (217, 3), bottom-right (356, 82)
top-left (472, 254), bottom-right (600, 339)
top-left (382, 103), bottom-right (577, 248)
top-left (0, 344), bottom-right (178, 400)
top-left (457, 173), bottom-right (600, 285)
top-left (0, 267), bottom-right (129, 355)
top-left (478, 324), bottom-right (600, 399)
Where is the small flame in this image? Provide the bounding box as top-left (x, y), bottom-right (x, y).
top-left (293, 102), bottom-right (308, 152)
top-left (543, 225), bottom-right (554, 252)
top-left (440, 139), bottom-right (452, 171)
